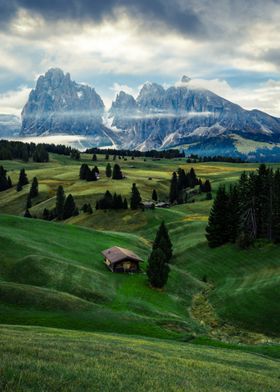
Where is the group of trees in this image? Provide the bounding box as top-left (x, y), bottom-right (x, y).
top-left (147, 222), bottom-right (173, 288)
top-left (0, 140), bottom-right (49, 162)
top-left (70, 149), bottom-right (80, 160)
top-left (169, 167), bottom-right (199, 203)
top-left (79, 164), bottom-right (99, 181)
top-left (186, 154), bottom-right (246, 164)
top-left (79, 163), bottom-right (123, 181)
top-left (96, 190), bottom-right (128, 210)
top-left (85, 147), bottom-right (185, 159)
top-left (0, 166), bottom-right (12, 192)
top-left (206, 164), bottom-right (280, 248)
top-left (32, 145), bottom-right (49, 162)
top-left (56, 186), bottom-right (79, 220)
top-left (43, 185), bottom-right (79, 221)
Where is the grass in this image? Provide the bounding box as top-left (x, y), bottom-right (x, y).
top-left (0, 153), bottom-right (280, 389)
top-left (0, 324), bottom-right (279, 392)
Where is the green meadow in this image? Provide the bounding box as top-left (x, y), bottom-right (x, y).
top-left (0, 153), bottom-right (280, 390)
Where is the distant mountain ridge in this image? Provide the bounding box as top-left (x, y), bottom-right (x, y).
top-left (15, 69), bottom-right (280, 154)
top-left (21, 68), bottom-right (116, 147)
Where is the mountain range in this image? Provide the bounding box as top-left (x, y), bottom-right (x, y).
top-left (2, 68), bottom-right (280, 156)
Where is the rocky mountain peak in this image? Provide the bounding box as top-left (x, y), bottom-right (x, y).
top-left (181, 75), bottom-right (191, 83)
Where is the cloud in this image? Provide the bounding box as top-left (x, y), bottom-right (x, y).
top-left (0, 0), bottom-right (203, 37)
top-left (0, 86), bottom-right (30, 115)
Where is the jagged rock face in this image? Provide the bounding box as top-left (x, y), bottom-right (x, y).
top-left (21, 68), bottom-right (112, 144)
top-left (0, 114), bottom-right (21, 137)
top-left (109, 81), bottom-right (280, 150)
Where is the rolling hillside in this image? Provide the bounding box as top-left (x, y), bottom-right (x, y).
top-left (1, 325), bottom-right (279, 392)
top-left (0, 153), bottom-right (280, 390)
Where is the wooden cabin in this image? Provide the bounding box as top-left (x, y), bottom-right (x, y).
top-left (102, 246), bottom-right (143, 273)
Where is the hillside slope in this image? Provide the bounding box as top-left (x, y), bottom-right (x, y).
top-left (1, 325), bottom-right (279, 392)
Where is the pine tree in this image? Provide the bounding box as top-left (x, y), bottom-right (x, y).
top-left (153, 221), bottom-right (173, 262)
top-left (0, 166), bottom-right (10, 191)
top-left (56, 185), bottom-right (65, 220)
top-left (92, 154), bottom-right (97, 161)
top-left (189, 167), bottom-right (197, 188)
top-left (123, 198), bottom-right (128, 209)
top-left (130, 183), bottom-right (142, 209)
top-left (147, 247), bottom-right (169, 288)
top-left (105, 154), bottom-right (109, 160)
top-left (18, 168), bottom-right (29, 187)
top-left (204, 180), bottom-right (212, 193)
top-left (169, 172), bottom-right (178, 203)
top-left (106, 163), bottom-right (112, 178)
top-left (112, 164), bottom-right (123, 180)
top-left (63, 194), bottom-right (77, 219)
top-left (206, 185), bottom-right (230, 247)
top-left (227, 184), bottom-right (240, 242)
top-left (16, 182), bottom-right (23, 192)
top-left (26, 193), bottom-right (32, 209)
top-left (7, 176), bottom-right (12, 188)
top-left (24, 209), bottom-right (32, 218)
top-left (29, 177), bottom-right (38, 198)
top-left (152, 189), bottom-right (158, 202)
top-left (80, 164), bottom-right (90, 180)
top-left (273, 169), bottom-right (280, 243)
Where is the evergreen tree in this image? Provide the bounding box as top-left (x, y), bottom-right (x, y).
top-left (204, 179), bottom-right (212, 193)
top-left (153, 221), bottom-right (173, 262)
top-left (206, 185), bottom-right (230, 247)
top-left (18, 168), bottom-right (29, 187)
top-left (273, 169), bottom-right (280, 243)
top-left (63, 194), bottom-right (77, 219)
top-left (26, 193), bottom-right (32, 209)
top-left (29, 177), bottom-right (38, 198)
top-left (147, 247), bottom-right (169, 288)
top-left (105, 154), bottom-right (109, 160)
top-left (16, 182), bottom-right (23, 192)
top-left (112, 164), bottom-right (123, 180)
top-left (189, 167), bottom-right (197, 188)
top-left (7, 176), bottom-right (12, 188)
top-left (92, 154), bottom-right (97, 161)
top-left (106, 163), bottom-right (112, 178)
top-left (130, 183), bottom-right (142, 209)
top-left (169, 172), bottom-right (178, 203)
top-left (56, 185), bottom-right (65, 220)
top-left (123, 198), bottom-right (128, 209)
top-left (152, 189), bottom-right (158, 202)
top-left (33, 145), bottom-right (49, 162)
top-left (0, 166), bottom-right (10, 191)
top-left (42, 208), bottom-right (50, 220)
top-left (80, 164), bottom-right (91, 180)
top-left (24, 209), bottom-right (32, 218)
top-left (227, 185), bottom-right (240, 242)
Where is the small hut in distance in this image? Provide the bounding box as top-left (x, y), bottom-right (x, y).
top-left (102, 246), bottom-right (143, 273)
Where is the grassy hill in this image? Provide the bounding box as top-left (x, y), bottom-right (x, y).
top-left (0, 153), bottom-right (280, 389)
top-left (1, 325), bottom-right (279, 392)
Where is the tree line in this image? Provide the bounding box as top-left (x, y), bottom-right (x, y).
top-left (85, 147), bottom-right (185, 159)
top-left (206, 164), bottom-right (280, 248)
top-left (0, 140), bottom-right (49, 162)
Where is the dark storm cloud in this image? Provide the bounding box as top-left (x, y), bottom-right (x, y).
top-left (0, 0), bottom-right (204, 36)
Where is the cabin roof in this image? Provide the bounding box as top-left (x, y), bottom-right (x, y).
top-left (102, 246), bottom-right (143, 264)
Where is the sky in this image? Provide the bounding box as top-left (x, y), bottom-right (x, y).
top-left (0, 0), bottom-right (280, 116)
